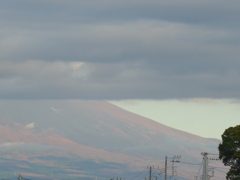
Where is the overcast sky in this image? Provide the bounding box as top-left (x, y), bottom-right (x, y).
top-left (1, 0), bottom-right (240, 100)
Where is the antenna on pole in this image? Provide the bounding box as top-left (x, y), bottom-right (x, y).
top-left (149, 166), bottom-right (152, 180)
top-left (165, 156), bottom-right (167, 180)
top-left (164, 155), bottom-right (181, 180)
top-left (201, 152), bottom-right (208, 180)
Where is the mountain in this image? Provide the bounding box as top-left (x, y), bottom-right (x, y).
top-left (0, 100), bottom-right (226, 180)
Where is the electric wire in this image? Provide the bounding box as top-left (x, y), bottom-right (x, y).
top-left (178, 162), bottom-right (202, 166)
top-left (207, 153), bottom-right (219, 155)
top-left (130, 170), bottom-right (149, 180)
top-left (210, 166), bottom-right (229, 169)
top-left (126, 167), bottom-right (149, 180)
top-left (96, 172), bottom-right (138, 179)
top-left (96, 167), bottom-right (149, 179)
top-left (176, 172), bottom-right (196, 179)
top-left (96, 153), bottom-right (224, 180)
top-left (195, 159), bottom-right (204, 180)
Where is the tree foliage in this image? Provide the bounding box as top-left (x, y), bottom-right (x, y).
top-left (218, 125), bottom-right (240, 180)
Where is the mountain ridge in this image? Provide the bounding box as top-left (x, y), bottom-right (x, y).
top-left (0, 100), bottom-right (225, 179)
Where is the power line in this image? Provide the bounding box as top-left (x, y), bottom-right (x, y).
top-left (96, 167), bottom-right (149, 179)
top-left (195, 159), bottom-right (203, 180)
top-left (127, 167), bottom-right (149, 180)
top-left (178, 162), bottom-right (202, 166)
top-left (98, 153), bottom-right (226, 180)
top-left (132, 171), bottom-right (149, 180)
top-left (207, 153), bottom-right (219, 155)
top-left (210, 166), bottom-right (229, 170)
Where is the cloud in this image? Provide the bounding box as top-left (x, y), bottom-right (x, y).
top-left (0, 59), bottom-right (240, 100)
top-left (26, 122), bottom-right (35, 129)
top-left (0, 1), bottom-right (240, 100)
top-left (1, 20), bottom-right (239, 64)
top-left (1, 1), bottom-right (240, 28)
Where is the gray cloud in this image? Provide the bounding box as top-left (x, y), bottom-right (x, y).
top-left (2, 0), bottom-right (240, 26)
top-left (0, 60), bottom-right (239, 99)
top-left (0, 1), bottom-right (240, 99)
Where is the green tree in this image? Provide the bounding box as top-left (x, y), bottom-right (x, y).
top-left (218, 125), bottom-right (240, 180)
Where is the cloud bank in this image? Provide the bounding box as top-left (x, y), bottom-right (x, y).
top-left (0, 0), bottom-right (240, 100)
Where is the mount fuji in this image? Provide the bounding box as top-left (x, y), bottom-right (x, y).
top-left (0, 100), bottom-right (225, 180)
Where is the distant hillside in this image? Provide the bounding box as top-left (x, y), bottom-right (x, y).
top-left (0, 100), bottom-right (226, 180)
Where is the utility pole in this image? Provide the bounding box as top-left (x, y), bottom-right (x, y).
top-left (165, 156), bottom-right (167, 180)
top-left (164, 155), bottom-right (181, 180)
top-left (149, 166), bottom-right (152, 180)
top-left (18, 174), bottom-right (22, 180)
top-left (201, 152), bottom-right (208, 180)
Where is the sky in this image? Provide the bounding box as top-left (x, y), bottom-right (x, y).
top-left (0, 0), bottom-right (240, 138)
top-left (110, 99), bottom-right (240, 139)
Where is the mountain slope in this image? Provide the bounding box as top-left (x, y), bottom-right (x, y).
top-left (0, 100), bottom-right (225, 179)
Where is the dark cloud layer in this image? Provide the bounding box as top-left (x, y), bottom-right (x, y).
top-left (0, 0), bottom-right (240, 99)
